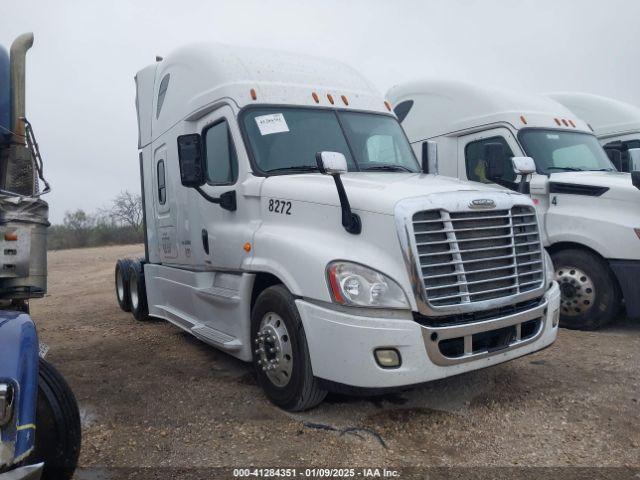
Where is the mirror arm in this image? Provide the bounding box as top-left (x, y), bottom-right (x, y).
top-left (331, 174), bottom-right (361, 235)
top-left (194, 187), bottom-right (237, 212)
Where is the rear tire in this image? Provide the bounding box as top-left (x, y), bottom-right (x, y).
top-left (251, 285), bottom-right (327, 411)
top-left (128, 261), bottom-right (150, 321)
top-left (29, 358), bottom-right (81, 480)
top-left (552, 249), bottom-right (620, 330)
top-left (115, 258), bottom-right (133, 312)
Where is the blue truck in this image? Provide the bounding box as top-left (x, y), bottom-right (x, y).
top-left (0, 34), bottom-right (80, 480)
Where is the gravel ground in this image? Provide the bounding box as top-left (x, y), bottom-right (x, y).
top-left (32, 244), bottom-right (640, 477)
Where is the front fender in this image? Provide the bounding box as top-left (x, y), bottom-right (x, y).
top-left (0, 312), bottom-right (39, 468)
top-left (544, 197), bottom-right (640, 260)
top-left (246, 203), bottom-right (415, 309)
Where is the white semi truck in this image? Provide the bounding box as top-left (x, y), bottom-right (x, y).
top-left (387, 80), bottom-right (640, 330)
top-left (115, 44), bottom-right (559, 411)
top-left (547, 92), bottom-right (640, 172)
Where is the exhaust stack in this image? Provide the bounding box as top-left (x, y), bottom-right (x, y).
top-left (9, 32), bottom-right (33, 144)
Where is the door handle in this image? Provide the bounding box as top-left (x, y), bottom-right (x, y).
top-left (202, 229), bottom-right (210, 255)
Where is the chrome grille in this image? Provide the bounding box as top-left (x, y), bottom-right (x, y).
top-left (413, 206), bottom-right (543, 307)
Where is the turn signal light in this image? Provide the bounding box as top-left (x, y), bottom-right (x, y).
top-left (243, 242), bottom-right (252, 252)
top-left (4, 233), bottom-right (18, 242)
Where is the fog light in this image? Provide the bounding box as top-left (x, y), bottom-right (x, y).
top-left (552, 308), bottom-right (560, 328)
top-left (0, 383), bottom-right (14, 426)
top-left (374, 348), bottom-right (401, 369)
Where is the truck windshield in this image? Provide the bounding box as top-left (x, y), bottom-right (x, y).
top-left (518, 129), bottom-right (615, 174)
top-left (242, 107), bottom-right (420, 174)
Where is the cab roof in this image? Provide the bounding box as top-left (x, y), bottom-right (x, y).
top-left (547, 92), bottom-right (640, 139)
top-left (136, 42), bottom-right (390, 147)
top-left (386, 79), bottom-right (590, 143)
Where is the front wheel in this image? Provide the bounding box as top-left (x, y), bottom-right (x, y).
top-left (251, 285), bottom-right (327, 411)
top-left (552, 249), bottom-right (621, 330)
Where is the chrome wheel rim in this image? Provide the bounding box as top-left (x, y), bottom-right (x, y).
top-left (130, 274), bottom-right (139, 311)
top-left (254, 313), bottom-right (293, 387)
top-left (116, 269), bottom-right (124, 302)
top-left (556, 266), bottom-right (595, 316)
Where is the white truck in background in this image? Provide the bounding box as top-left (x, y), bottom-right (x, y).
top-left (548, 92), bottom-right (640, 172)
top-left (387, 80), bottom-right (640, 330)
top-left (114, 44), bottom-right (559, 411)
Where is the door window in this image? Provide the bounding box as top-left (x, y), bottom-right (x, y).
top-left (157, 160), bottom-right (166, 204)
top-left (204, 120), bottom-right (238, 185)
top-left (465, 136), bottom-right (517, 187)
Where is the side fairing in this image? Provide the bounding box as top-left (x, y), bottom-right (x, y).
top-left (0, 312), bottom-right (38, 468)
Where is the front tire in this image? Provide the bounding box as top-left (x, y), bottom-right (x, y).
top-left (29, 358), bottom-right (81, 480)
top-left (552, 249), bottom-right (621, 330)
top-left (251, 285), bottom-right (327, 411)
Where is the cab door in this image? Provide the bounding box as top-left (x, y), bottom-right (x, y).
top-left (189, 105), bottom-right (248, 270)
top-left (457, 127), bottom-right (523, 191)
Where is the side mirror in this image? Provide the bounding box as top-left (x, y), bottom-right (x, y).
top-left (315, 151), bottom-right (361, 235)
top-left (421, 141), bottom-right (438, 174)
top-left (316, 151), bottom-right (348, 174)
top-left (628, 148), bottom-right (640, 172)
top-left (511, 156), bottom-right (536, 175)
top-left (177, 134), bottom-right (205, 187)
top-left (483, 142), bottom-right (505, 179)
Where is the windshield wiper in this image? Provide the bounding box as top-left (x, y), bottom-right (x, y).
top-left (586, 168), bottom-right (615, 172)
top-left (266, 166), bottom-right (320, 174)
top-left (362, 165), bottom-right (413, 172)
top-left (546, 166), bottom-right (583, 172)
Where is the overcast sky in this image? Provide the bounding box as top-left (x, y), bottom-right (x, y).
top-left (1, 0), bottom-right (639, 223)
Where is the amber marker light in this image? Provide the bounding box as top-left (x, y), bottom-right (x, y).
top-left (327, 94), bottom-right (334, 105)
top-left (250, 88), bottom-right (257, 100)
top-left (243, 242), bottom-right (252, 253)
top-left (312, 92), bottom-right (320, 103)
top-left (562, 119), bottom-right (569, 127)
top-left (4, 232), bottom-right (18, 241)
top-left (520, 115), bottom-right (528, 125)
top-left (554, 118), bottom-right (562, 126)
top-left (384, 101), bottom-right (392, 111)
top-left (341, 95), bottom-right (349, 106)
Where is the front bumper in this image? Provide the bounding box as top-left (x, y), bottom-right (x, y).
top-left (0, 463), bottom-right (43, 480)
top-left (609, 259), bottom-right (640, 320)
top-left (297, 281), bottom-right (560, 389)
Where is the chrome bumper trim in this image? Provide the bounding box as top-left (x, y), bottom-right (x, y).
top-left (421, 298), bottom-right (548, 366)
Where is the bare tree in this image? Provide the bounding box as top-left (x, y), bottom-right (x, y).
top-left (109, 191), bottom-right (143, 229)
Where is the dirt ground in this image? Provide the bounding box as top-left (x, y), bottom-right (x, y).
top-left (32, 244), bottom-right (639, 477)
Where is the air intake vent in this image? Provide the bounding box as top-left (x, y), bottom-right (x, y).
top-left (412, 206), bottom-right (544, 307)
top-left (549, 182), bottom-right (609, 197)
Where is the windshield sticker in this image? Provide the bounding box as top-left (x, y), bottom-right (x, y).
top-left (255, 113), bottom-right (289, 136)
top-left (546, 134), bottom-right (560, 140)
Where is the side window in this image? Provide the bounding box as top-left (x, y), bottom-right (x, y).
top-left (156, 74), bottom-right (170, 118)
top-left (465, 136), bottom-right (516, 185)
top-left (204, 120), bottom-right (238, 185)
top-left (157, 160), bottom-right (166, 204)
top-left (604, 139), bottom-right (640, 171)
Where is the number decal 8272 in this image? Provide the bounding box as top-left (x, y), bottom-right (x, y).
top-left (268, 199), bottom-right (292, 215)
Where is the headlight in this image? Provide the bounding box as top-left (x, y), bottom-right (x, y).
top-left (543, 250), bottom-right (554, 289)
top-left (327, 261), bottom-right (409, 309)
top-left (0, 383), bottom-right (14, 426)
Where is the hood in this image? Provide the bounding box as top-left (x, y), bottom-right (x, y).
top-left (548, 171), bottom-right (640, 203)
top-left (261, 172), bottom-right (521, 215)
